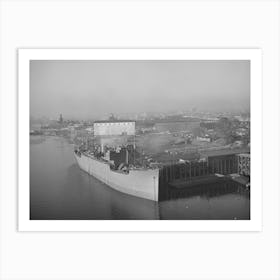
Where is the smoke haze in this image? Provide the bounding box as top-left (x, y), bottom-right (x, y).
top-left (30, 60), bottom-right (250, 119)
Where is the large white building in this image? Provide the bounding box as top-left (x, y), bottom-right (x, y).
top-left (93, 120), bottom-right (136, 136)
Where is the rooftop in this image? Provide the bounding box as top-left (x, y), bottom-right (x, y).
top-left (94, 120), bottom-right (135, 124)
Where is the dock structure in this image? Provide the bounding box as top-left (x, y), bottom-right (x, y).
top-left (160, 179), bottom-right (249, 202)
top-left (158, 149), bottom-right (250, 200)
top-left (208, 154), bottom-right (238, 175)
top-left (160, 160), bottom-right (209, 183)
top-left (159, 155), bottom-right (236, 185)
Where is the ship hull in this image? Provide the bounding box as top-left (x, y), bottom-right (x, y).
top-left (75, 153), bottom-right (159, 201)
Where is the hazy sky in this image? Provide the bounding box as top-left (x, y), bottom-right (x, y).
top-left (30, 60), bottom-right (250, 119)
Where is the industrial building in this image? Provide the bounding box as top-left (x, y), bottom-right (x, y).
top-left (93, 120), bottom-right (136, 136)
top-left (237, 153), bottom-right (250, 176)
top-left (200, 118), bottom-right (219, 129)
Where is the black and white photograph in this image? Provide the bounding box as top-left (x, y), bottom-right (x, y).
top-left (2, 1), bottom-right (279, 279)
top-left (28, 55), bottom-right (251, 221)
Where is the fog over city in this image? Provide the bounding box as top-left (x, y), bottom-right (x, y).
top-left (30, 58), bottom-right (251, 220)
top-left (30, 60), bottom-right (250, 119)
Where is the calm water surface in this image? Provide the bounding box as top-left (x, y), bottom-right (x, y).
top-left (30, 136), bottom-right (250, 220)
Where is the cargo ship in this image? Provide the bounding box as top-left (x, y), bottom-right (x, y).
top-left (74, 148), bottom-right (160, 201)
top-left (73, 119), bottom-right (250, 202)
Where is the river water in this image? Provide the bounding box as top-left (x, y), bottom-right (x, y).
top-left (30, 136), bottom-right (250, 220)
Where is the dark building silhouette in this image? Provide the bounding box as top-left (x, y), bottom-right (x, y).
top-left (208, 154), bottom-right (238, 175)
top-left (59, 114), bottom-right (63, 124)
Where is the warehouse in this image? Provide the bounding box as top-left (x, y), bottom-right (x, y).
top-left (93, 120), bottom-right (136, 136)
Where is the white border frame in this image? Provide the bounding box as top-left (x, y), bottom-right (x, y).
top-left (18, 48), bottom-right (262, 232)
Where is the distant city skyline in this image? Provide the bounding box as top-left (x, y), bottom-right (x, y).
top-left (30, 108), bottom-right (250, 123)
top-left (30, 60), bottom-right (250, 119)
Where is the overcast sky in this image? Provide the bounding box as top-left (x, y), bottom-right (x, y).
top-left (30, 60), bottom-right (250, 119)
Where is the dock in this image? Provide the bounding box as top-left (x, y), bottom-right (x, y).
top-left (169, 175), bottom-right (229, 189)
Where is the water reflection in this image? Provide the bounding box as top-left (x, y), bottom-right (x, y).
top-left (30, 136), bottom-right (250, 220)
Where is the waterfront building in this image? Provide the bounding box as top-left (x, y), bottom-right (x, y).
top-left (237, 153), bottom-right (250, 176)
top-left (93, 120), bottom-right (136, 136)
